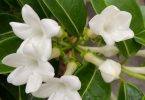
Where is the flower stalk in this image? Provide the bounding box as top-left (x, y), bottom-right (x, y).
top-left (84, 52), bottom-right (103, 66)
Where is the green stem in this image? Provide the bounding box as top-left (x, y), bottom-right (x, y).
top-left (122, 66), bottom-right (145, 81)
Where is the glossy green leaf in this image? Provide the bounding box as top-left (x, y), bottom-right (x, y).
top-left (18, 0), bottom-right (46, 18)
top-left (134, 30), bottom-right (145, 46)
top-left (0, 75), bottom-right (19, 100)
top-left (118, 82), bottom-right (144, 100)
top-left (0, 64), bottom-right (14, 74)
top-left (0, 13), bottom-right (19, 34)
top-left (75, 63), bottom-right (111, 100)
top-left (0, 0), bottom-right (10, 13)
top-left (90, 0), bottom-right (143, 57)
top-left (42, 0), bottom-right (87, 36)
top-left (0, 37), bottom-right (22, 74)
top-left (116, 39), bottom-right (141, 58)
top-left (37, 0), bottom-right (52, 18)
top-left (4, 0), bottom-right (20, 8)
top-left (140, 6), bottom-right (145, 25)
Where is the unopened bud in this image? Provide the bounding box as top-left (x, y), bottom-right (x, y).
top-left (64, 61), bottom-right (78, 75)
top-left (49, 47), bottom-right (61, 60)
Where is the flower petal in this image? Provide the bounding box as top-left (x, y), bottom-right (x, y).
top-left (22, 4), bottom-right (41, 26)
top-left (112, 29), bottom-right (134, 42)
top-left (21, 37), bottom-right (52, 61)
top-left (101, 34), bottom-right (115, 46)
top-left (2, 53), bottom-right (31, 67)
top-left (7, 66), bottom-right (31, 85)
top-left (26, 73), bottom-right (42, 93)
top-left (65, 91), bottom-right (82, 100)
top-left (41, 19), bottom-right (60, 38)
top-left (89, 15), bottom-right (104, 35)
top-left (112, 11), bottom-right (132, 29)
top-left (36, 61), bottom-right (54, 82)
top-left (101, 5), bottom-right (120, 17)
top-left (32, 78), bottom-right (60, 98)
top-left (10, 22), bottom-right (33, 39)
top-left (99, 59), bottom-right (121, 83)
top-left (100, 71), bottom-right (117, 83)
top-left (61, 75), bottom-right (81, 91)
top-left (48, 91), bottom-right (65, 100)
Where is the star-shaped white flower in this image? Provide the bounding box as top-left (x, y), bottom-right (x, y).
top-left (10, 4), bottom-right (60, 40)
top-left (32, 75), bottom-right (82, 100)
top-left (99, 59), bottom-right (121, 83)
top-left (2, 40), bottom-right (55, 93)
top-left (89, 5), bottom-right (134, 45)
top-left (9, 4), bottom-right (60, 61)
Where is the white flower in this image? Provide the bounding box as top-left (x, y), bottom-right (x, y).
top-left (89, 5), bottom-right (134, 45)
top-left (99, 59), bottom-right (121, 83)
top-left (10, 4), bottom-right (60, 40)
top-left (32, 75), bottom-right (82, 100)
top-left (2, 41), bottom-right (55, 93)
top-left (9, 4), bottom-right (60, 61)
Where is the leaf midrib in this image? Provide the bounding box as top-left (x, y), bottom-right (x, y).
top-left (55, 0), bottom-right (80, 34)
top-left (82, 69), bottom-right (97, 98)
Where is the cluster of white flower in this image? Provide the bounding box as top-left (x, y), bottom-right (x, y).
top-left (2, 4), bottom-right (134, 100)
top-left (2, 5), bottom-right (81, 100)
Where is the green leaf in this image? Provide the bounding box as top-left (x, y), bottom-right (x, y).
top-left (42, 0), bottom-right (87, 36)
top-left (0, 0), bottom-right (10, 13)
top-left (134, 30), bottom-right (145, 46)
top-left (140, 6), bottom-right (145, 25)
top-left (0, 13), bottom-right (19, 34)
top-left (4, 0), bottom-right (20, 8)
top-left (37, 0), bottom-right (52, 18)
top-left (0, 37), bottom-right (22, 74)
top-left (118, 82), bottom-right (144, 100)
top-left (75, 63), bottom-right (111, 100)
top-left (0, 64), bottom-right (14, 74)
top-left (0, 75), bottom-right (19, 100)
top-left (18, 0), bottom-right (46, 18)
top-left (90, 0), bottom-right (143, 57)
top-left (116, 39), bottom-right (141, 58)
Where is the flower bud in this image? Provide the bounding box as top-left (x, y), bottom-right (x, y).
top-left (64, 61), bottom-right (78, 75)
top-left (49, 47), bottom-right (61, 60)
top-left (136, 50), bottom-right (145, 58)
top-left (99, 59), bottom-right (121, 83)
top-left (79, 45), bottom-right (119, 57)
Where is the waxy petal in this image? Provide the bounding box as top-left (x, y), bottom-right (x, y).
top-left (65, 91), bottom-right (82, 100)
top-left (26, 73), bottom-right (42, 93)
top-left (112, 11), bottom-right (132, 29)
top-left (89, 15), bottom-right (104, 35)
top-left (32, 79), bottom-right (61, 98)
top-left (41, 19), bottom-right (60, 38)
top-left (112, 29), bottom-right (134, 42)
top-left (7, 66), bottom-right (31, 85)
top-left (2, 53), bottom-right (31, 67)
top-left (37, 61), bottom-right (54, 81)
top-left (10, 22), bottom-right (33, 39)
top-left (101, 5), bottom-right (120, 17)
top-left (61, 75), bottom-right (81, 91)
top-left (22, 4), bottom-right (41, 27)
top-left (99, 59), bottom-right (121, 83)
top-left (19, 37), bottom-right (52, 61)
top-left (101, 34), bottom-right (115, 46)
